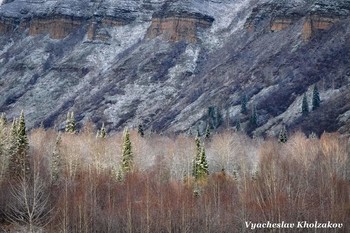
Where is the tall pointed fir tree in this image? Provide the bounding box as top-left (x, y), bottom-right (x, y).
top-left (192, 135), bottom-right (202, 179)
top-left (51, 133), bottom-right (62, 183)
top-left (120, 128), bottom-right (133, 174)
top-left (312, 85), bottom-right (320, 110)
top-left (197, 146), bottom-right (209, 180)
top-left (97, 123), bottom-right (107, 139)
top-left (302, 93), bottom-right (309, 116)
top-left (250, 105), bottom-right (258, 127)
top-left (65, 111), bottom-right (76, 134)
top-left (278, 125), bottom-right (288, 143)
top-left (241, 94), bottom-right (248, 114)
top-left (9, 118), bottom-right (18, 154)
top-left (205, 124), bottom-right (211, 139)
top-left (235, 118), bottom-right (241, 132)
top-left (9, 112), bottom-right (30, 178)
top-left (137, 124), bottom-right (144, 137)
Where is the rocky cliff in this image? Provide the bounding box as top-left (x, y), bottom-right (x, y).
top-left (1, 0), bottom-right (350, 137)
top-left (146, 12), bottom-right (214, 43)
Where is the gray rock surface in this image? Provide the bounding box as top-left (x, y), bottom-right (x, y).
top-left (0, 0), bottom-right (350, 137)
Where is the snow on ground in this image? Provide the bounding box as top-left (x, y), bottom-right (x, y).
top-left (168, 44), bottom-right (200, 80)
top-left (85, 22), bottom-right (151, 72)
top-left (197, 0), bottom-right (253, 49)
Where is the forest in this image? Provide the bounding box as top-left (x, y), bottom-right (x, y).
top-left (0, 113), bottom-right (349, 232)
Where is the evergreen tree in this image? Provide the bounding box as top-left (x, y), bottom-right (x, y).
top-left (235, 118), bottom-right (241, 132)
top-left (192, 136), bottom-right (209, 181)
top-left (17, 111), bottom-right (29, 154)
top-left (10, 118), bottom-right (18, 152)
top-left (65, 111), bottom-right (76, 133)
top-left (97, 123), bottom-right (107, 139)
top-left (207, 106), bottom-right (222, 130)
top-left (116, 168), bottom-right (124, 182)
top-left (51, 133), bottom-right (62, 183)
top-left (312, 85), bottom-right (320, 110)
top-left (249, 105), bottom-right (258, 127)
top-left (8, 112), bottom-right (30, 178)
top-left (65, 112), bottom-right (71, 133)
top-left (309, 132), bottom-right (318, 139)
top-left (241, 94), bottom-right (248, 114)
top-left (197, 146), bottom-right (209, 180)
top-left (137, 124), bottom-right (144, 137)
top-left (278, 125), bottom-right (288, 143)
top-left (121, 128), bottom-right (133, 174)
top-left (192, 135), bottom-right (202, 179)
top-left (205, 124), bottom-right (210, 139)
top-left (302, 93), bottom-right (309, 116)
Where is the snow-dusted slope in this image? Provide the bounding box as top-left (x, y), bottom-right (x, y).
top-left (0, 0), bottom-right (350, 137)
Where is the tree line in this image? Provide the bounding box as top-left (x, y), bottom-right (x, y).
top-left (0, 106), bottom-right (349, 232)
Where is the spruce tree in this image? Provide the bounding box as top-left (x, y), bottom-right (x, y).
top-left (137, 124), bottom-right (144, 137)
top-left (312, 85), bottom-right (320, 110)
top-left (278, 125), bottom-right (288, 143)
top-left (121, 128), bottom-right (133, 174)
top-left (192, 135), bottom-right (202, 179)
top-left (235, 118), bottom-right (241, 132)
top-left (17, 111), bottom-right (29, 154)
top-left (207, 106), bottom-right (222, 130)
top-left (65, 112), bottom-right (70, 133)
top-left (197, 146), bottom-right (209, 180)
top-left (241, 95), bottom-right (248, 114)
top-left (205, 124), bottom-right (210, 139)
top-left (65, 111), bottom-right (76, 133)
top-left (51, 133), bottom-right (62, 183)
top-left (302, 93), bottom-right (309, 116)
top-left (250, 105), bottom-right (258, 127)
top-left (9, 112), bottom-right (30, 178)
top-left (10, 118), bottom-right (18, 152)
top-left (97, 123), bottom-right (107, 139)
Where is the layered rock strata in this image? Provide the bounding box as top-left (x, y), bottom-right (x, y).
top-left (28, 16), bottom-right (83, 39)
top-left (146, 12), bottom-right (214, 43)
top-left (302, 15), bottom-right (342, 41)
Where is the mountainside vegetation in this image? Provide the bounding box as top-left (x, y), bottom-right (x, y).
top-left (0, 114), bottom-right (349, 232)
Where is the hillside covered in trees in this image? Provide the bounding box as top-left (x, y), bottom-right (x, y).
top-left (0, 113), bottom-right (349, 232)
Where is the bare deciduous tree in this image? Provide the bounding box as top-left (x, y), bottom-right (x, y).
top-left (6, 175), bottom-right (53, 233)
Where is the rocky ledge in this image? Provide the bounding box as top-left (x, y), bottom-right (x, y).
top-left (246, 1), bottom-right (350, 41)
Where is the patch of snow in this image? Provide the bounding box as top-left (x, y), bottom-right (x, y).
top-left (198, 0), bottom-right (253, 49)
top-left (168, 44), bottom-right (200, 79)
top-left (0, 38), bottom-right (14, 56)
top-left (85, 22), bottom-right (150, 72)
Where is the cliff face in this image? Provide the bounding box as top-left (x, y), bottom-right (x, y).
top-left (302, 15), bottom-right (342, 41)
top-left (146, 13), bottom-right (214, 43)
top-left (247, 1), bottom-right (350, 41)
top-left (28, 16), bottom-right (83, 39)
top-left (270, 17), bottom-right (295, 32)
top-left (1, 0), bottom-right (350, 137)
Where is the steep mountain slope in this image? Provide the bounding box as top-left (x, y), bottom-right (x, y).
top-left (0, 0), bottom-right (350, 136)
